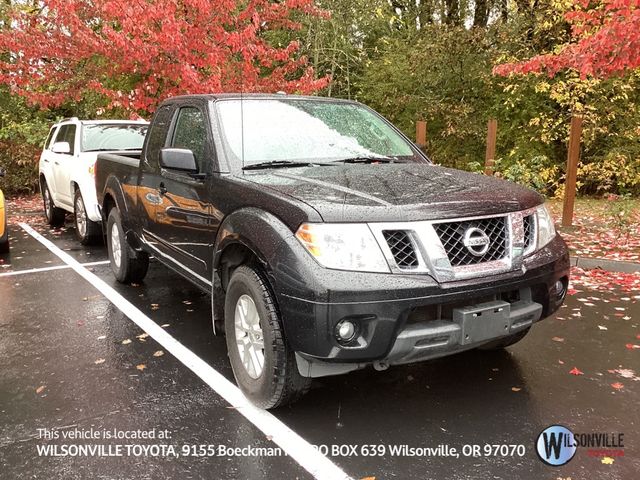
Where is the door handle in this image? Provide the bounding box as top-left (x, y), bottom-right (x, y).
top-left (43, 159), bottom-right (49, 163)
top-left (159, 183), bottom-right (167, 195)
top-left (54, 161), bottom-right (59, 166)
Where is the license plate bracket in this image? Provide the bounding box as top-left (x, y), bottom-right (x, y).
top-left (453, 300), bottom-right (511, 345)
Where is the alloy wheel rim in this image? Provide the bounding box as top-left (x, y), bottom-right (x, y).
top-left (44, 189), bottom-right (51, 219)
top-left (111, 222), bottom-right (122, 268)
top-left (75, 196), bottom-right (87, 237)
top-left (234, 294), bottom-right (265, 379)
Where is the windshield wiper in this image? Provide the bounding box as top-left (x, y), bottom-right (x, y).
top-left (83, 147), bottom-right (141, 152)
top-left (332, 156), bottom-right (395, 164)
top-left (242, 160), bottom-right (331, 170)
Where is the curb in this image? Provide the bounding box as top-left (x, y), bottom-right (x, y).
top-left (570, 256), bottom-right (640, 274)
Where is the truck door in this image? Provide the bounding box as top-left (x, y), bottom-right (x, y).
top-left (143, 103), bottom-right (219, 285)
top-left (50, 124), bottom-right (78, 207)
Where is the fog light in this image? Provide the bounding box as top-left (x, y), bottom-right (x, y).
top-left (336, 320), bottom-right (356, 342)
top-left (553, 280), bottom-right (566, 298)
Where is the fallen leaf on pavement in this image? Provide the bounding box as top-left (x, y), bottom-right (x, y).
top-left (153, 350), bottom-right (164, 357)
top-left (597, 325), bottom-right (608, 330)
top-left (601, 457), bottom-right (614, 465)
top-left (122, 339), bottom-right (132, 345)
top-left (36, 386), bottom-right (46, 394)
top-left (511, 387), bottom-right (521, 392)
top-left (626, 344), bottom-right (640, 350)
top-left (612, 368), bottom-right (638, 380)
top-left (569, 367), bottom-right (584, 375)
top-left (611, 382), bottom-right (624, 390)
top-left (552, 337), bottom-right (564, 342)
top-left (136, 364), bottom-right (146, 371)
top-left (94, 358), bottom-right (106, 365)
top-left (97, 335), bottom-right (106, 340)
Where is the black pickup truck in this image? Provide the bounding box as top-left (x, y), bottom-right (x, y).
top-left (95, 94), bottom-right (569, 408)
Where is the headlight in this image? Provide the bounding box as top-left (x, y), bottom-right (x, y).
top-left (295, 223), bottom-right (390, 273)
top-left (536, 204), bottom-right (556, 249)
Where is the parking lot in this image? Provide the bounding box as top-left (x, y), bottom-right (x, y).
top-left (1, 203), bottom-right (638, 480)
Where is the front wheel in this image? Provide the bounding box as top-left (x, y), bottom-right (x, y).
top-left (74, 190), bottom-right (101, 245)
top-left (106, 208), bottom-right (149, 284)
top-left (224, 265), bottom-right (310, 409)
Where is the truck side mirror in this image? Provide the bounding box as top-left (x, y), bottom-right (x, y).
top-left (159, 148), bottom-right (198, 173)
top-left (51, 142), bottom-right (71, 154)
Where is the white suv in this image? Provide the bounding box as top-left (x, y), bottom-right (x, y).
top-left (39, 118), bottom-right (148, 244)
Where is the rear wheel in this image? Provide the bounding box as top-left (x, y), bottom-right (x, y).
top-left (0, 214), bottom-right (9, 253)
top-left (225, 265), bottom-right (310, 409)
top-left (41, 180), bottom-right (65, 227)
top-left (73, 189), bottom-right (101, 245)
top-left (106, 208), bottom-right (149, 284)
top-left (478, 328), bottom-right (530, 350)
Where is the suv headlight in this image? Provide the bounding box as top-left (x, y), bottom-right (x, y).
top-left (295, 223), bottom-right (390, 273)
top-left (536, 204), bottom-right (556, 249)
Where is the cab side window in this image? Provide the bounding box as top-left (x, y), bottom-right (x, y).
top-left (54, 125), bottom-right (77, 155)
top-left (171, 107), bottom-right (207, 168)
top-left (144, 105), bottom-right (174, 172)
top-left (43, 127), bottom-right (56, 150)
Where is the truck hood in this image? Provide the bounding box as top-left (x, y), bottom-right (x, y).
top-left (240, 163), bottom-right (544, 222)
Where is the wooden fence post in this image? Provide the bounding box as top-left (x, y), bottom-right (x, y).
top-left (562, 115), bottom-right (583, 227)
top-left (484, 118), bottom-right (497, 175)
top-left (416, 120), bottom-right (427, 150)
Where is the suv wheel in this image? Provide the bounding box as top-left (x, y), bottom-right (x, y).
top-left (41, 180), bottom-right (65, 227)
top-left (0, 213), bottom-right (9, 253)
top-left (106, 208), bottom-right (149, 283)
top-left (225, 265), bottom-right (311, 409)
top-left (73, 190), bottom-right (101, 245)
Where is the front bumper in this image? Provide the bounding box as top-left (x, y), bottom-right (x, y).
top-left (269, 234), bottom-right (569, 375)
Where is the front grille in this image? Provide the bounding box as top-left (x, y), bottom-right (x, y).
top-left (383, 230), bottom-right (419, 269)
top-left (433, 216), bottom-right (507, 267)
top-left (523, 214), bottom-right (535, 252)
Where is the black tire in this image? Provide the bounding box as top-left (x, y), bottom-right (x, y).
top-left (73, 189), bottom-right (102, 245)
top-left (225, 265), bottom-right (311, 409)
top-left (106, 208), bottom-right (149, 284)
top-left (0, 214), bottom-right (9, 253)
top-left (478, 328), bottom-right (530, 350)
top-left (41, 180), bottom-right (66, 227)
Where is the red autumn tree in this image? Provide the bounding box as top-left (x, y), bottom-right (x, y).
top-left (494, 0), bottom-right (640, 78)
top-left (0, 0), bottom-right (328, 114)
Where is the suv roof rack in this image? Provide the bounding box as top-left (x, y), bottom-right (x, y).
top-left (58, 117), bottom-right (80, 123)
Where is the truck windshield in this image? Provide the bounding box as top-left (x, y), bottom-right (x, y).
top-left (82, 124), bottom-right (148, 152)
top-left (215, 99), bottom-right (425, 167)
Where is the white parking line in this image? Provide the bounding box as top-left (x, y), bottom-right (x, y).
top-left (0, 260), bottom-right (110, 278)
top-left (19, 223), bottom-right (353, 480)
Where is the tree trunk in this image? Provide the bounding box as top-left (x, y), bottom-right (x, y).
top-left (445, 0), bottom-right (460, 25)
top-left (473, 0), bottom-right (489, 28)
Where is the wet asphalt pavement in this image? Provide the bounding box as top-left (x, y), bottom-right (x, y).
top-left (0, 211), bottom-right (638, 480)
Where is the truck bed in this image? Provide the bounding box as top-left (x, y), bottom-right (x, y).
top-left (95, 151), bottom-right (142, 208)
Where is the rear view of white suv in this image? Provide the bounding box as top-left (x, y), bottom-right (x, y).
top-left (39, 118), bottom-right (148, 244)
